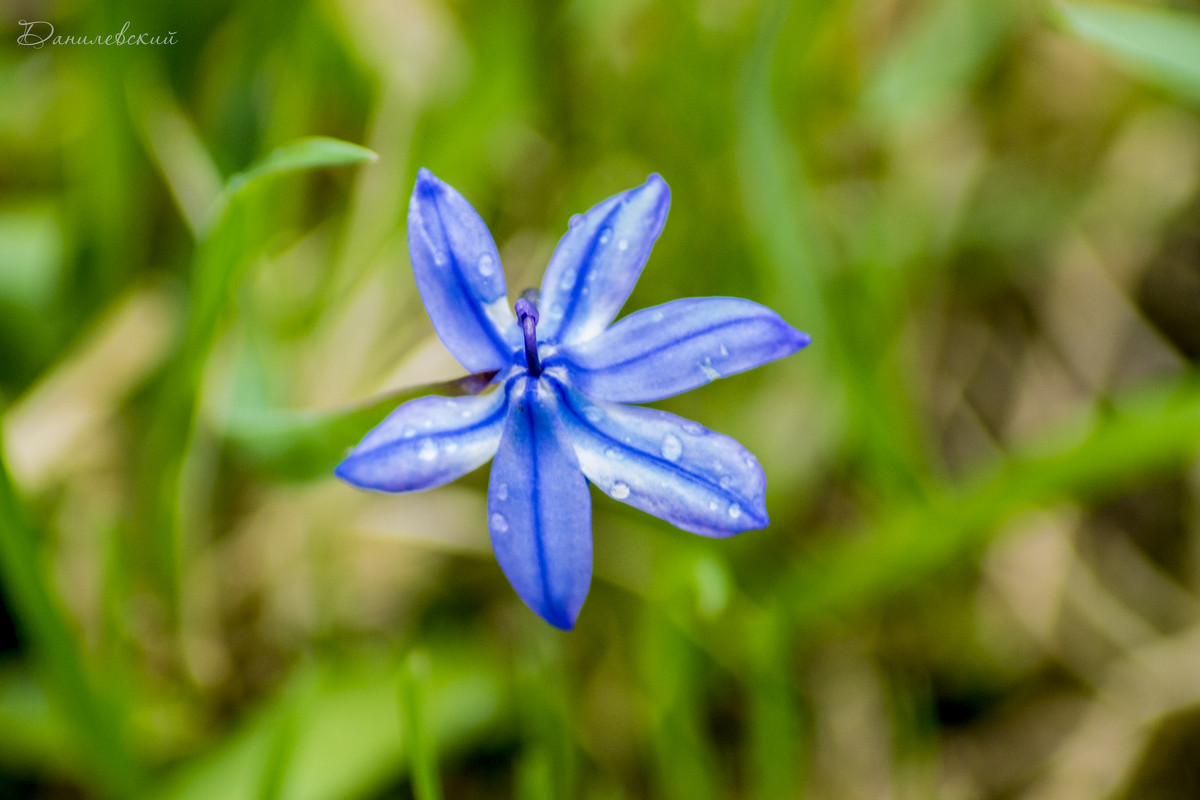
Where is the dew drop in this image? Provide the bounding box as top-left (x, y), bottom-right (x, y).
top-left (617, 238), bottom-right (628, 251)
top-left (719, 343), bottom-right (729, 357)
top-left (604, 446), bottom-right (624, 461)
top-left (598, 227), bottom-right (612, 245)
top-left (401, 426), bottom-right (417, 438)
top-left (422, 419), bottom-right (433, 428)
top-left (559, 269), bottom-right (577, 290)
top-left (551, 302), bottom-right (565, 317)
top-left (444, 440), bottom-right (458, 454)
top-left (496, 482), bottom-right (508, 501)
top-left (477, 253), bottom-right (495, 277)
top-left (709, 499), bottom-right (719, 511)
top-left (582, 406), bottom-right (603, 423)
top-left (728, 503), bottom-right (742, 520)
top-left (490, 513), bottom-right (509, 532)
top-left (417, 439), bottom-right (437, 461)
top-left (660, 434), bottom-right (682, 461)
top-left (719, 475), bottom-right (734, 490)
top-left (433, 249), bottom-right (447, 266)
top-left (610, 482), bottom-right (630, 499)
top-left (681, 421), bottom-right (704, 435)
top-left (569, 214), bottom-right (583, 229)
top-left (699, 360), bottom-right (721, 381)
top-left (651, 310), bottom-right (665, 322)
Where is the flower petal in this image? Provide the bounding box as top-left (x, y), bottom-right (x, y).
top-left (537, 174), bottom-right (670, 346)
top-left (488, 378), bottom-right (592, 629)
top-left (546, 297), bottom-right (810, 403)
top-left (335, 387), bottom-right (509, 492)
top-left (556, 385), bottom-right (768, 537)
top-left (408, 169), bottom-right (520, 371)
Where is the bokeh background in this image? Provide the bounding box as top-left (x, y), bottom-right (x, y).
top-left (3, 0), bottom-right (1200, 797)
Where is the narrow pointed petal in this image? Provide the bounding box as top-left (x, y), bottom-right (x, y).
top-left (538, 175), bottom-right (670, 346)
top-left (408, 169), bottom-right (520, 371)
top-left (547, 297), bottom-right (810, 403)
top-left (335, 387), bottom-right (510, 492)
top-left (557, 386), bottom-right (767, 537)
top-left (488, 378), bottom-right (592, 629)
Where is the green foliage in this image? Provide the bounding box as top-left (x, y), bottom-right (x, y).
top-left (1057, 1), bottom-right (1200, 106)
top-left (2, 0), bottom-right (1199, 797)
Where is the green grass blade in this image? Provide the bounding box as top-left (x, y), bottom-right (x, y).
top-left (784, 376), bottom-right (1200, 641)
top-left (400, 650), bottom-right (444, 800)
top-left (223, 371), bottom-right (498, 482)
top-left (0, 418), bottom-right (142, 798)
top-left (1057, 1), bottom-right (1200, 106)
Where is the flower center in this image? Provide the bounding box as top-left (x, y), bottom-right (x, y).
top-left (514, 294), bottom-right (542, 377)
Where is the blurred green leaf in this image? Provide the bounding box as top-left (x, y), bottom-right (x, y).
top-left (0, 423), bottom-right (142, 798)
top-left (224, 137), bottom-right (378, 198)
top-left (864, 0), bottom-right (1017, 131)
top-left (400, 651), bottom-right (444, 800)
top-left (151, 645), bottom-right (507, 800)
top-left (224, 371), bottom-right (498, 482)
top-left (784, 376), bottom-right (1200, 641)
top-left (137, 135), bottom-right (378, 611)
top-left (0, 208), bottom-right (63, 309)
top-left (1057, 1), bottom-right (1200, 106)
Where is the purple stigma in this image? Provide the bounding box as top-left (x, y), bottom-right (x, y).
top-left (515, 296), bottom-right (542, 377)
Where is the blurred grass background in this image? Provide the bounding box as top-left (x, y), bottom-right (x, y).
top-left (2, 0), bottom-right (1200, 797)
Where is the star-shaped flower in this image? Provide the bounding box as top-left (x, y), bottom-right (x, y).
top-left (336, 169), bottom-right (810, 629)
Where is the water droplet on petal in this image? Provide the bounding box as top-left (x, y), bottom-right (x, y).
top-left (582, 406), bottom-right (603, 423)
top-left (490, 513), bottom-right (509, 532)
top-left (559, 269), bottom-right (577, 290)
top-left (477, 253), bottom-right (495, 277)
top-left (604, 447), bottom-right (624, 461)
top-left (719, 475), bottom-right (733, 490)
top-left (598, 227), bottom-right (612, 245)
top-left (651, 310), bottom-right (664, 322)
top-left (433, 250), bottom-right (447, 266)
top-left (719, 343), bottom-right (729, 357)
top-left (444, 440), bottom-right (458, 454)
top-left (617, 238), bottom-right (628, 251)
top-left (496, 483), bottom-right (508, 501)
top-left (550, 302), bottom-right (565, 317)
top-left (708, 499), bottom-right (719, 511)
top-left (569, 214), bottom-right (583, 229)
top-left (402, 426), bottom-right (417, 438)
top-left (423, 419), bottom-right (433, 428)
top-left (681, 421), bottom-right (704, 435)
top-left (610, 482), bottom-right (630, 499)
top-left (699, 360), bottom-right (721, 381)
top-left (728, 503), bottom-right (742, 520)
top-left (418, 439), bottom-right (437, 461)
top-left (660, 434), bottom-right (682, 461)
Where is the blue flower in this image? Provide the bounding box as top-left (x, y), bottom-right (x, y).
top-left (336, 169), bottom-right (810, 629)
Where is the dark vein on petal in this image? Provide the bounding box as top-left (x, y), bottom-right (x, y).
top-left (425, 188), bottom-right (511, 362)
top-left (524, 384), bottom-right (556, 620)
top-left (355, 384), bottom-right (512, 458)
top-left (555, 199), bottom-right (627, 340)
top-left (554, 382), bottom-right (762, 519)
top-left (549, 313), bottom-right (776, 375)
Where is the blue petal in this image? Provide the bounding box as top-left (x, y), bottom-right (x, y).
top-left (556, 385), bottom-right (767, 537)
top-left (488, 378), bottom-right (592, 629)
top-left (537, 175), bottom-right (670, 346)
top-left (335, 387), bottom-right (510, 492)
top-left (546, 297), bottom-right (810, 403)
top-left (408, 169), bottom-right (521, 371)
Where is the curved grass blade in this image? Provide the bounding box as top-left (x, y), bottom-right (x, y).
top-left (224, 371), bottom-right (499, 483)
top-left (1057, 1), bottom-right (1200, 107)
